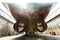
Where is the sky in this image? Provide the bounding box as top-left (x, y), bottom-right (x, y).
top-left (0, 0), bottom-right (60, 23)
top-left (0, 0), bottom-right (60, 3)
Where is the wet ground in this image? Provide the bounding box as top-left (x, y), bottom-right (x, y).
top-left (13, 34), bottom-right (60, 40)
top-left (13, 34), bottom-right (44, 40)
top-left (0, 34), bottom-right (60, 40)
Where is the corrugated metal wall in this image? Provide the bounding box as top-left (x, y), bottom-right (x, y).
top-left (43, 15), bottom-right (60, 35)
top-left (0, 16), bottom-right (18, 37)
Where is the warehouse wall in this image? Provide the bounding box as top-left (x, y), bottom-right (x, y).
top-left (0, 16), bottom-right (17, 37)
top-left (43, 15), bottom-right (60, 35)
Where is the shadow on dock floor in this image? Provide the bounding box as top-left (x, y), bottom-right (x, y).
top-left (13, 34), bottom-right (47, 40)
top-left (13, 35), bottom-right (43, 40)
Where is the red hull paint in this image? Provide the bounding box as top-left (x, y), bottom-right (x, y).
top-left (8, 3), bottom-right (53, 34)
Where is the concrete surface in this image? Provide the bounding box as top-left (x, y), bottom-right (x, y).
top-left (0, 34), bottom-right (60, 40)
